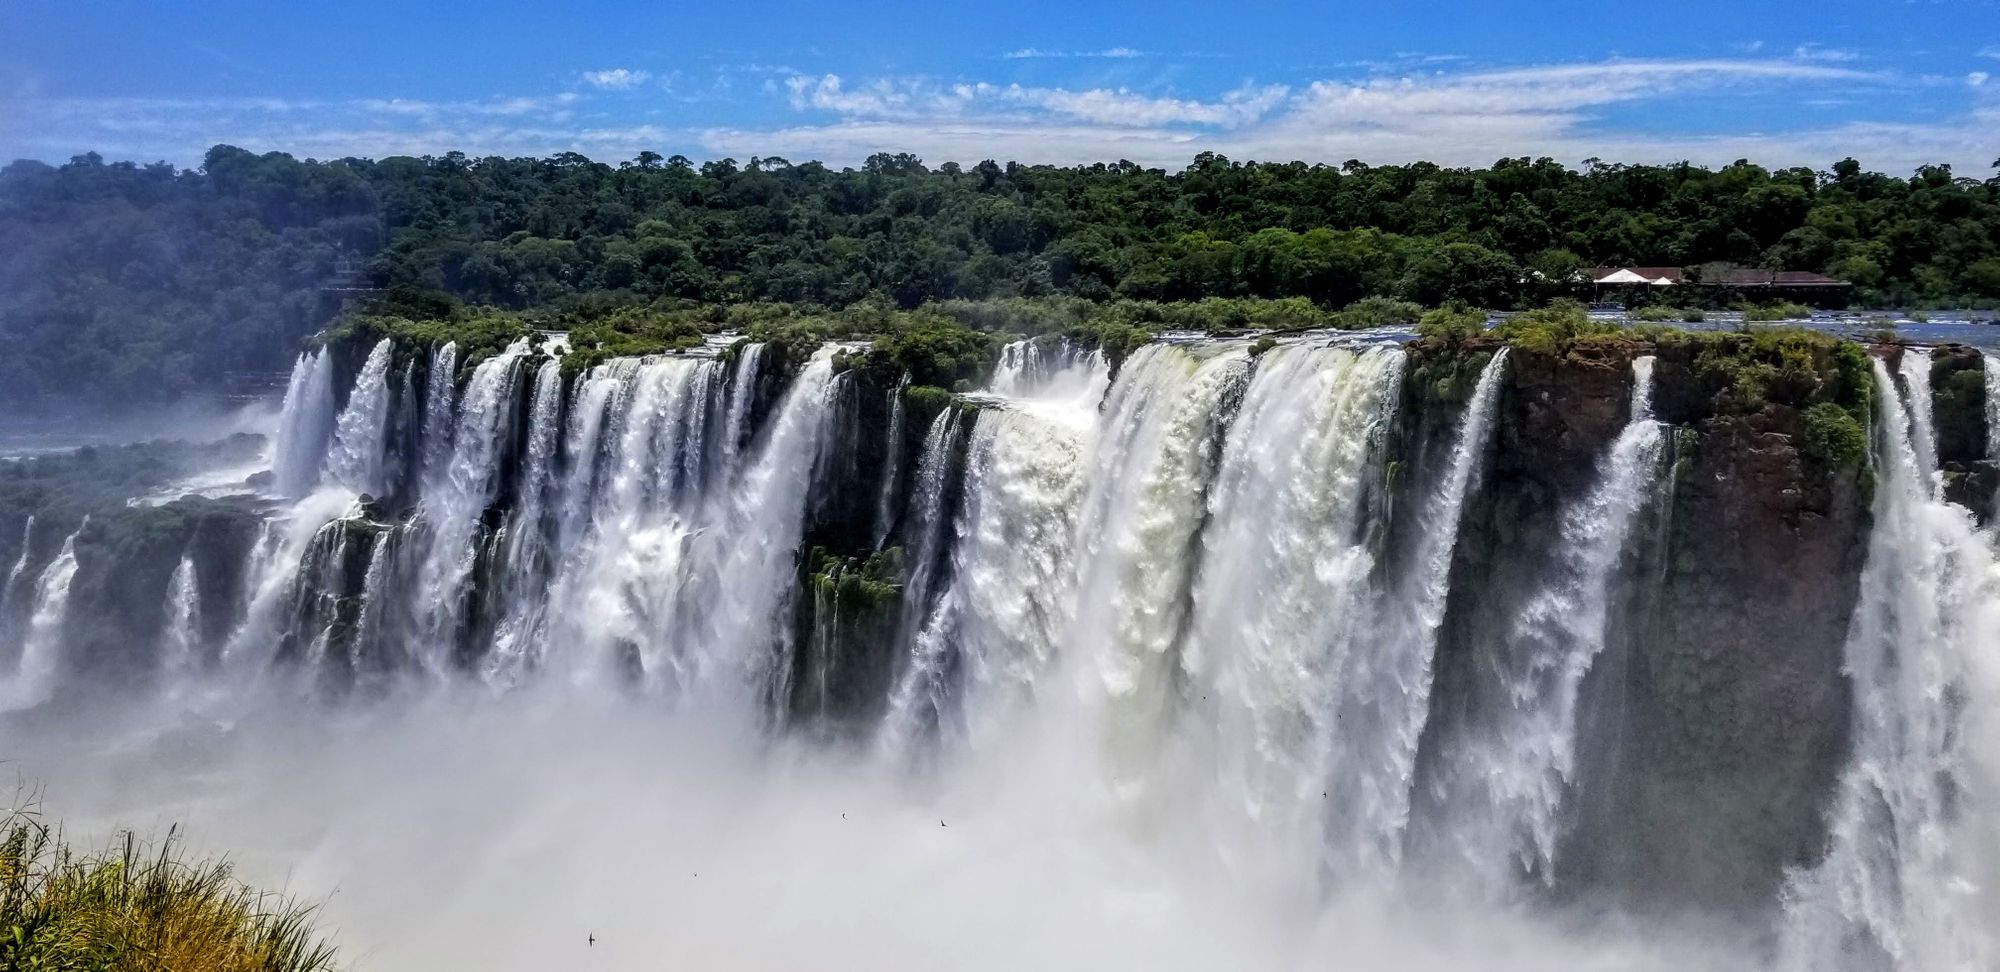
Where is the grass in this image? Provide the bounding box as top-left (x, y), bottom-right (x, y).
top-left (1, 805), bottom-right (339, 972)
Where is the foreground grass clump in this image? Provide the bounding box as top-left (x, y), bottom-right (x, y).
top-left (1, 811), bottom-right (339, 972)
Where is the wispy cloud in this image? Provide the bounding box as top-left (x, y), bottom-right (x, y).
top-left (582, 68), bottom-right (651, 90)
top-left (1004, 47), bottom-right (1145, 59)
top-left (1793, 44), bottom-right (1860, 63)
top-left (1978, 45), bottom-right (2000, 60)
top-left (709, 58), bottom-right (1987, 173)
top-left (5, 56), bottom-right (1993, 176)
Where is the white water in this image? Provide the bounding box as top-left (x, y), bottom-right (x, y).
top-left (1063, 343), bottom-right (1246, 768)
top-left (880, 409), bottom-right (968, 751)
top-left (27, 330), bottom-right (2000, 971)
top-left (0, 513), bottom-right (34, 635)
top-left (989, 337), bottom-right (1110, 402)
top-left (1897, 348), bottom-right (1941, 499)
top-left (160, 554), bottom-right (202, 686)
top-left (1181, 344), bottom-right (1404, 887)
top-left (272, 347), bottom-right (336, 496)
top-left (872, 375), bottom-right (910, 549)
top-left (1426, 355), bottom-right (1666, 888)
top-left (418, 341), bottom-right (461, 497)
top-left (486, 358), bottom-right (565, 681)
top-left (1324, 348), bottom-right (1510, 876)
top-left (1, 520), bottom-right (84, 710)
top-left (1986, 352), bottom-right (1999, 515)
top-left (1778, 360), bottom-right (2000, 972)
top-left (324, 338), bottom-right (395, 496)
top-left (410, 340), bottom-right (530, 670)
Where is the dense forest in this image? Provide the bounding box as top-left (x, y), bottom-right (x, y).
top-left (3, 144), bottom-right (1998, 409)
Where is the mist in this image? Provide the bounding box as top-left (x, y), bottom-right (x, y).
top-left (6, 688), bottom-right (1754, 971)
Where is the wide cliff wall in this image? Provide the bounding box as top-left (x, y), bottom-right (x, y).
top-left (1402, 332), bottom-right (1900, 921)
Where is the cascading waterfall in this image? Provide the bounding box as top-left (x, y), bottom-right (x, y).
top-left (1897, 348), bottom-right (1940, 498)
top-left (1, 520), bottom-right (84, 710)
top-left (1323, 348), bottom-right (1510, 876)
top-left (990, 337), bottom-right (1110, 402)
top-left (1423, 355), bottom-right (1666, 888)
top-left (418, 341), bottom-right (461, 496)
top-left (1778, 359), bottom-right (2000, 972)
top-left (273, 347), bottom-right (336, 496)
top-left (872, 375), bottom-right (910, 549)
top-left (0, 514), bottom-right (35, 643)
top-left (1063, 344), bottom-right (1246, 767)
top-left (409, 340), bottom-right (529, 670)
top-left (53, 322), bottom-right (2000, 972)
top-left (485, 358), bottom-right (565, 680)
top-left (539, 354), bottom-right (732, 683)
top-left (1180, 343), bottom-right (1405, 883)
top-left (879, 408), bottom-right (969, 751)
top-left (1985, 351), bottom-right (1999, 516)
top-left (324, 338), bottom-right (395, 496)
top-left (160, 554), bottom-right (201, 685)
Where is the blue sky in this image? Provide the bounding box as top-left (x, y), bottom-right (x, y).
top-left (3, 0), bottom-right (1997, 172)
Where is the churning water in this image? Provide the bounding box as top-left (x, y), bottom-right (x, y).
top-left (2, 334), bottom-right (1993, 971)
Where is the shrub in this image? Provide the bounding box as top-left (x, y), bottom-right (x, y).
top-left (1801, 400), bottom-right (1868, 467)
top-left (1633, 305), bottom-right (1680, 322)
top-left (1741, 301), bottom-right (1813, 322)
top-left (1415, 302), bottom-right (1486, 344)
top-left (1494, 298), bottom-right (1619, 355)
top-left (1333, 296), bottom-right (1426, 330)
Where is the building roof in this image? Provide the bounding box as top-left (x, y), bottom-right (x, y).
top-left (1589, 266), bottom-right (1849, 288)
top-left (1591, 266), bottom-right (1686, 284)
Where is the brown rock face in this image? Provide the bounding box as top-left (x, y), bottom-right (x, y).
top-left (1402, 337), bottom-right (1871, 922)
top-left (1607, 407), bottom-right (1865, 914)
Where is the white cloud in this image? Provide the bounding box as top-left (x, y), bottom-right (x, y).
top-left (1971, 72), bottom-right (1991, 87)
top-left (1793, 44), bottom-right (1860, 63)
top-left (712, 58), bottom-right (1986, 174)
top-left (1004, 47), bottom-right (1146, 59)
top-left (583, 69), bottom-right (651, 90)
top-left (1979, 45), bottom-right (2000, 60)
top-left (6, 56), bottom-right (1992, 177)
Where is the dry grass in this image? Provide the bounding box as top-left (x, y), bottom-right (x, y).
top-left (1, 802), bottom-right (338, 971)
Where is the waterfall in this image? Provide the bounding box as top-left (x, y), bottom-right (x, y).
top-left (1181, 344), bottom-right (1404, 883)
top-left (1424, 355), bottom-right (1665, 888)
top-left (539, 354), bottom-right (731, 682)
top-left (879, 408), bottom-right (969, 751)
top-left (273, 348), bottom-right (337, 496)
top-left (1, 520), bottom-right (84, 710)
top-left (872, 375), bottom-right (910, 549)
top-left (325, 338), bottom-right (395, 496)
top-left (485, 358), bottom-right (565, 681)
top-left (409, 340), bottom-right (529, 670)
top-left (0, 514), bottom-right (35, 646)
top-left (1779, 360), bottom-right (2000, 972)
top-left (1897, 348), bottom-right (1940, 499)
top-left (989, 337), bottom-right (1109, 403)
top-left (1064, 343), bottom-right (1246, 762)
top-left (1326, 348), bottom-right (1510, 875)
top-left (693, 351), bottom-right (842, 703)
top-left (721, 342), bottom-right (766, 472)
top-left (160, 554), bottom-right (201, 684)
top-left (418, 341), bottom-right (461, 497)
top-left (1985, 352), bottom-right (1999, 517)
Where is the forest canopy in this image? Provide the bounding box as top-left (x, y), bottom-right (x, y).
top-left (2, 145), bottom-right (1998, 410)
